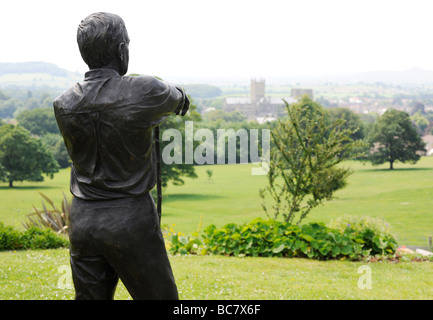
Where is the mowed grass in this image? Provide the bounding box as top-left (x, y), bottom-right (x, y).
top-left (0, 168), bottom-right (71, 228)
top-left (306, 159), bottom-right (433, 247)
top-left (1, 158), bottom-right (433, 247)
top-left (162, 158), bottom-right (433, 247)
top-left (1, 248), bottom-right (432, 300)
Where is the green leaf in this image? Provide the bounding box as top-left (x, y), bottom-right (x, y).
top-left (319, 244), bottom-right (331, 256)
top-left (373, 236), bottom-right (388, 249)
top-left (341, 245), bottom-right (353, 255)
top-left (299, 234), bottom-right (315, 243)
top-left (293, 240), bottom-right (303, 250)
top-left (332, 246), bottom-right (340, 257)
top-left (231, 233), bottom-right (241, 240)
top-left (272, 244), bottom-right (285, 254)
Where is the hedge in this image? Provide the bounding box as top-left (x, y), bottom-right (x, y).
top-left (0, 223), bottom-right (69, 251)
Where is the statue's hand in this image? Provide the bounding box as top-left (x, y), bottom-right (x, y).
top-left (174, 88), bottom-right (190, 116)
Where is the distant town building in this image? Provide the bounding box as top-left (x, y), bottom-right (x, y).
top-left (222, 79), bottom-right (313, 121)
top-left (291, 88), bottom-right (314, 100)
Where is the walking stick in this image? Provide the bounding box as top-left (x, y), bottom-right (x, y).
top-left (154, 86), bottom-right (187, 225)
top-left (154, 125), bottom-right (162, 224)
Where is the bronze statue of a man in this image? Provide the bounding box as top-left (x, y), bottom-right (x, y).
top-left (53, 12), bottom-right (189, 300)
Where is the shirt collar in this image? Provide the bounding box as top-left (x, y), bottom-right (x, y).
top-left (84, 68), bottom-right (120, 81)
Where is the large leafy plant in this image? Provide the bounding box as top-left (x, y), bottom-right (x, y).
top-left (167, 218), bottom-right (398, 261)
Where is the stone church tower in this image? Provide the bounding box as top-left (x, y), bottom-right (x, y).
top-left (250, 78), bottom-right (265, 104)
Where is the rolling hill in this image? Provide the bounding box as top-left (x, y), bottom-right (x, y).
top-left (0, 62), bottom-right (82, 89)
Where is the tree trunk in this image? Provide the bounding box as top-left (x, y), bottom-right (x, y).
top-left (9, 179), bottom-right (13, 188)
top-left (389, 161), bottom-right (394, 170)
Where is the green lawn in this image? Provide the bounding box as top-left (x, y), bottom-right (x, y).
top-left (1, 248), bottom-right (432, 300)
top-left (0, 168), bottom-right (71, 228)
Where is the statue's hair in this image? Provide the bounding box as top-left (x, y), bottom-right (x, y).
top-left (77, 12), bottom-right (127, 69)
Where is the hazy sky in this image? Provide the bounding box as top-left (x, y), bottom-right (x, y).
top-left (2, 0), bottom-right (433, 82)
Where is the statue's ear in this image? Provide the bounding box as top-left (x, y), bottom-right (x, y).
top-left (117, 41), bottom-right (129, 75)
top-left (118, 42), bottom-right (125, 61)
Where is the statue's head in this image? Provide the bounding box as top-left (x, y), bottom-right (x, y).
top-left (77, 12), bottom-right (129, 75)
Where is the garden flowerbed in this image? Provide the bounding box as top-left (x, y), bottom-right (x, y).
top-left (165, 218), bottom-right (402, 261)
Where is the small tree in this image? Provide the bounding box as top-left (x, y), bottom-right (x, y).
top-left (260, 96), bottom-right (365, 224)
top-left (368, 109), bottom-right (426, 169)
top-left (0, 124), bottom-right (59, 187)
top-left (206, 169), bottom-right (213, 182)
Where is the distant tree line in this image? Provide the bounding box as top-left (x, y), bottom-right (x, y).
top-left (180, 84), bottom-right (222, 99)
top-left (0, 87), bottom-right (61, 119)
top-left (320, 105), bottom-right (426, 169)
top-left (0, 84), bottom-right (427, 187)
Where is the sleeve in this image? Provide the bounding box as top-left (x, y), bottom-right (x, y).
top-left (135, 76), bottom-right (185, 128)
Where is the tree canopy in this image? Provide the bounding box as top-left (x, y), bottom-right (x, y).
top-left (16, 107), bottom-right (59, 136)
top-left (41, 133), bottom-right (70, 169)
top-left (203, 109), bottom-right (247, 123)
top-left (368, 109), bottom-right (426, 169)
top-left (326, 107), bottom-right (365, 141)
top-left (0, 124), bottom-right (59, 187)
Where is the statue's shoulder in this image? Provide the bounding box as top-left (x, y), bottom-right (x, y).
top-left (53, 83), bottom-right (83, 111)
top-left (124, 74), bottom-right (170, 94)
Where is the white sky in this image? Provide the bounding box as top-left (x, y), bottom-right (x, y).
top-left (2, 0), bottom-right (433, 83)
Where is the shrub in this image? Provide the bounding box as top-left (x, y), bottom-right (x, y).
top-left (327, 215), bottom-right (397, 256)
top-left (0, 223), bottom-right (69, 251)
top-left (22, 192), bottom-right (71, 235)
top-left (327, 215), bottom-right (392, 236)
top-left (0, 224), bottom-right (23, 251)
top-left (166, 217), bottom-right (398, 261)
